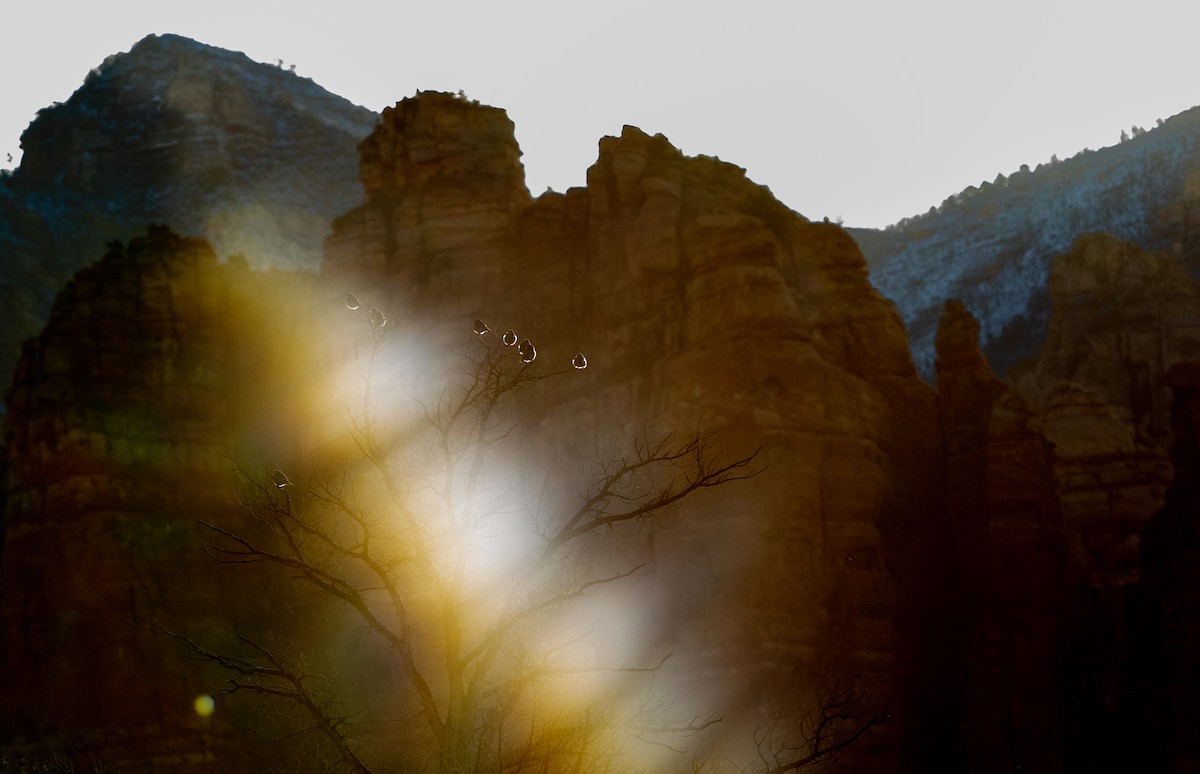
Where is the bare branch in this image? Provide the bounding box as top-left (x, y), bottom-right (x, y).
top-left (154, 622), bottom-right (374, 774)
top-left (545, 438), bottom-right (762, 554)
top-left (755, 678), bottom-right (886, 773)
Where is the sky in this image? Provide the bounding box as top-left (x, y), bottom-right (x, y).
top-left (3, 1), bottom-right (1200, 229)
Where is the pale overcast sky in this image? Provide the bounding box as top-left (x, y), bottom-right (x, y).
top-left (3, 1), bottom-right (1198, 228)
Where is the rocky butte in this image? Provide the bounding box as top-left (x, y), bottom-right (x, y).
top-left (0, 33), bottom-right (377, 409)
top-left (3, 42), bottom-right (1200, 773)
top-left (326, 92), bottom-right (950, 770)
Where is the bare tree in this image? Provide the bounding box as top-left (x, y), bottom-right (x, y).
top-left (172, 305), bottom-right (762, 772)
top-left (750, 679), bottom-right (886, 773)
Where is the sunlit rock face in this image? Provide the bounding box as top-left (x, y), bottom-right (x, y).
top-left (0, 33), bottom-right (377, 407)
top-left (0, 227), bottom-right (322, 769)
top-left (935, 300), bottom-right (1068, 773)
top-left (326, 92), bottom-right (948, 770)
top-left (852, 107), bottom-right (1200, 378)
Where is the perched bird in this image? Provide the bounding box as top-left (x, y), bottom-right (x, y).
top-left (473, 319), bottom-right (490, 335)
top-left (571, 353), bottom-right (588, 370)
top-left (271, 469), bottom-right (292, 489)
top-left (369, 307), bottom-right (387, 329)
top-left (345, 293), bottom-right (361, 310)
top-left (518, 339), bottom-right (537, 363)
top-left (502, 330), bottom-right (518, 347)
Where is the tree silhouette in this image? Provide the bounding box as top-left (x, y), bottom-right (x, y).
top-left (166, 302), bottom-right (771, 772)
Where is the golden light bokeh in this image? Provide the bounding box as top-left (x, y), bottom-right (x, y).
top-left (193, 693), bottom-right (215, 718)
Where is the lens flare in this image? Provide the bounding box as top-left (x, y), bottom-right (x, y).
top-left (193, 694), bottom-right (215, 718)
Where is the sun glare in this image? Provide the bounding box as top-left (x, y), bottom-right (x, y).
top-left (241, 293), bottom-right (731, 769)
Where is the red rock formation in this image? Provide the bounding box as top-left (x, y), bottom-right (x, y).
top-left (325, 93), bottom-right (947, 770)
top-left (324, 91), bottom-right (529, 311)
top-left (935, 299), bottom-right (1068, 773)
top-left (3, 92), bottom-right (957, 772)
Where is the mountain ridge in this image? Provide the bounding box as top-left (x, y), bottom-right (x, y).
top-left (851, 103), bottom-right (1200, 378)
top-left (0, 33), bottom-right (378, 410)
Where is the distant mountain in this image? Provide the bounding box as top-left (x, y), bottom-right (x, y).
top-left (0, 33), bottom-right (377, 406)
top-left (851, 108), bottom-right (1200, 378)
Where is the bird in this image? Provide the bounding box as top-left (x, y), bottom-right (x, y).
top-left (369, 307), bottom-right (387, 329)
top-left (572, 353), bottom-right (588, 370)
top-left (473, 319), bottom-right (490, 335)
top-left (271, 469), bottom-right (292, 489)
top-left (518, 339), bottom-right (537, 363)
top-left (502, 330), bottom-right (518, 347)
top-left (345, 293), bottom-right (360, 310)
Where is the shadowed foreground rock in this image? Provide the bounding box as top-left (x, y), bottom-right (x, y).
top-left (1, 228), bottom-right (325, 770)
top-left (935, 299), bottom-right (1068, 773)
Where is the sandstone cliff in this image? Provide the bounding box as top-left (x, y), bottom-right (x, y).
top-left (1010, 233), bottom-right (1200, 592)
top-left (326, 91), bottom-right (949, 770)
top-left (0, 33), bottom-right (377, 410)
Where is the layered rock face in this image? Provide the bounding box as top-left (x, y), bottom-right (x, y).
top-left (1, 227), bottom-right (324, 769)
top-left (326, 92), bottom-right (947, 769)
top-left (1012, 233), bottom-right (1200, 592)
top-left (0, 33), bottom-right (377, 408)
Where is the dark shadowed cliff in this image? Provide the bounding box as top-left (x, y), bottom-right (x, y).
top-left (1, 227), bottom-right (332, 769)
